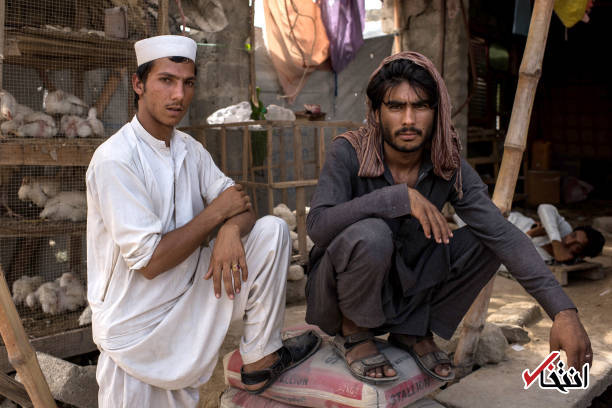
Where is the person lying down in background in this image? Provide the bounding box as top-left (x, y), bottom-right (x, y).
top-left (454, 203), bottom-right (605, 264)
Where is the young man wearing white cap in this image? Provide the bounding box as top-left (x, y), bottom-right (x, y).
top-left (86, 35), bottom-right (320, 407)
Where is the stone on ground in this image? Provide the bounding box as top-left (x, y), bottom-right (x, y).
top-left (287, 264), bottom-right (305, 281)
top-left (16, 352), bottom-right (98, 408)
top-left (286, 277), bottom-right (306, 304)
top-left (474, 323), bottom-right (508, 366)
top-left (498, 324), bottom-right (531, 344)
top-left (487, 301), bottom-right (542, 327)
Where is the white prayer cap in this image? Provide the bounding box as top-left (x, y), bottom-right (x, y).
top-left (134, 35), bottom-right (197, 66)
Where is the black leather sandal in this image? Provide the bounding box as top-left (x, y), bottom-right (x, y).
top-left (240, 330), bottom-right (322, 394)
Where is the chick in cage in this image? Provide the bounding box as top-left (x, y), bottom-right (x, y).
top-left (24, 272), bottom-right (86, 315)
top-left (18, 175), bottom-right (61, 208)
top-left (60, 107), bottom-right (105, 138)
top-left (39, 191), bottom-right (87, 222)
top-left (15, 112), bottom-right (58, 138)
top-left (11, 275), bottom-right (44, 306)
top-left (1, 88), bottom-right (107, 138)
top-left (44, 90), bottom-right (88, 116)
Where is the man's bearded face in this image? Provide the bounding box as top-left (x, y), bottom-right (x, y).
top-left (378, 81), bottom-right (435, 154)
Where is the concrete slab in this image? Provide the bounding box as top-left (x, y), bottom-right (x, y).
top-left (436, 272), bottom-right (612, 408)
top-left (435, 345), bottom-right (612, 408)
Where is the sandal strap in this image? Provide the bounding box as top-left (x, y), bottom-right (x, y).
top-left (418, 350), bottom-right (451, 371)
top-left (240, 347), bottom-right (291, 385)
top-left (343, 331), bottom-right (374, 349)
top-left (349, 353), bottom-right (392, 375)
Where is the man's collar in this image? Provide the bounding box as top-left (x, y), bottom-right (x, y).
top-left (130, 115), bottom-right (174, 151)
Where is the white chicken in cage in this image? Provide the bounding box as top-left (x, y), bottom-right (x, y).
top-left (26, 281), bottom-right (59, 312)
top-left (39, 191), bottom-right (87, 222)
top-left (86, 107), bottom-right (105, 137)
top-left (25, 273), bottom-right (86, 315)
top-left (57, 272), bottom-right (86, 312)
top-left (60, 107), bottom-right (104, 138)
top-left (11, 275), bottom-right (43, 306)
top-left (18, 176), bottom-right (61, 208)
top-left (44, 90), bottom-right (88, 116)
top-left (1, 103), bottom-right (34, 136)
top-left (0, 89), bottom-right (17, 121)
top-left (15, 111), bottom-right (58, 138)
top-left (79, 305), bottom-right (92, 326)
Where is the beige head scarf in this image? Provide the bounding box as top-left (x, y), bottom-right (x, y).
top-left (337, 51), bottom-right (463, 198)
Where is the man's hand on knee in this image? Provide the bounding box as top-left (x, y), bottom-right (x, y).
top-left (204, 224), bottom-right (248, 299)
top-left (549, 309), bottom-right (592, 369)
top-left (407, 187), bottom-right (453, 244)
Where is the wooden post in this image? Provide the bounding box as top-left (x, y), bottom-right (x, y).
top-left (220, 127), bottom-right (228, 173)
top-left (249, 0), bottom-right (257, 106)
top-left (280, 128), bottom-right (288, 204)
top-left (453, 0), bottom-right (555, 377)
top-left (0, 267), bottom-right (57, 407)
top-left (247, 128), bottom-right (259, 215)
top-left (0, 371), bottom-right (32, 407)
top-left (1, 0), bottom-right (6, 87)
top-left (293, 125), bottom-right (307, 261)
top-left (393, 0), bottom-right (401, 53)
top-left (158, 0), bottom-right (170, 35)
top-left (94, 68), bottom-right (125, 117)
top-left (242, 127), bottom-right (249, 183)
top-left (266, 125), bottom-right (274, 214)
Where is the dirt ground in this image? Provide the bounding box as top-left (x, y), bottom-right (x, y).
top-left (197, 204), bottom-right (612, 407)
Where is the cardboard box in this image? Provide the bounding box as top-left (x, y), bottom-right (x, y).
top-left (526, 170), bottom-right (561, 206)
top-left (530, 140), bottom-right (552, 170)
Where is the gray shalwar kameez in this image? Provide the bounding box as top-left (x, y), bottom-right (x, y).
top-left (305, 138), bottom-right (575, 339)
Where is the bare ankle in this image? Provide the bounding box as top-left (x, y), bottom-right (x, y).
top-left (242, 351), bottom-right (279, 372)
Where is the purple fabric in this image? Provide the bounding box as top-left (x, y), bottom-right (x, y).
top-left (319, 0), bottom-right (366, 73)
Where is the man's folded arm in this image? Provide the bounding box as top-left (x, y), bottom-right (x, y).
top-left (307, 139), bottom-right (411, 248)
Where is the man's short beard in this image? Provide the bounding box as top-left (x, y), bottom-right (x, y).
top-left (381, 122), bottom-right (428, 153)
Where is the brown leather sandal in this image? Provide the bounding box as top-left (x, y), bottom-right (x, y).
top-left (332, 331), bottom-right (399, 385)
top-left (389, 333), bottom-right (455, 382)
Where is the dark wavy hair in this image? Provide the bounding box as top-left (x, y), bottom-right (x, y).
top-left (574, 225), bottom-right (605, 258)
top-left (134, 56), bottom-right (197, 108)
top-left (366, 59), bottom-right (439, 113)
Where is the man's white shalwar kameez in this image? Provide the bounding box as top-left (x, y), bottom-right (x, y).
top-left (86, 117), bottom-right (289, 407)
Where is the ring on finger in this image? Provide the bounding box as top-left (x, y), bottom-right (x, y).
top-left (231, 263), bottom-right (240, 272)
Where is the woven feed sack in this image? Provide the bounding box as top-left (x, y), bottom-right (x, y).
top-left (219, 388), bottom-right (446, 408)
top-left (223, 327), bottom-right (443, 408)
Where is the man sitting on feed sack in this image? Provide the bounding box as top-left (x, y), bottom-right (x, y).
top-left (305, 52), bottom-right (592, 384)
top-left (86, 35), bottom-right (320, 408)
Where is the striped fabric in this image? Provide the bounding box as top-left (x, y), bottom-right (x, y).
top-left (336, 51), bottom-right (463, 199)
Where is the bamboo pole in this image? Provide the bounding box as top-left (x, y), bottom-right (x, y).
top-left (453, 0), bottom-right (555, 377)
top-left (0, 0), bottom-right (5, 87)
top-left (0, 267), bottom-right (57, 407)
top-left (158, 0), bottom-right (170, 35)
top-left (393, 0), bottom-right (401, 53)
top-left (249, 0), bottom-right (257, 106)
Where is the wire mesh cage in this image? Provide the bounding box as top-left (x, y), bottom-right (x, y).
top-left (0, 0), bottom-right (163, 356)
top-left (185, 120), bottom-right (361, 263)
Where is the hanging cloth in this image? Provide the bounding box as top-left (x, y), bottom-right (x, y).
top-left (319, 0), bottom-right (366, 73)
top-left (263, 0), bottom-right (330, 103)
top-left (554, 0), bottom-right (589, 28)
